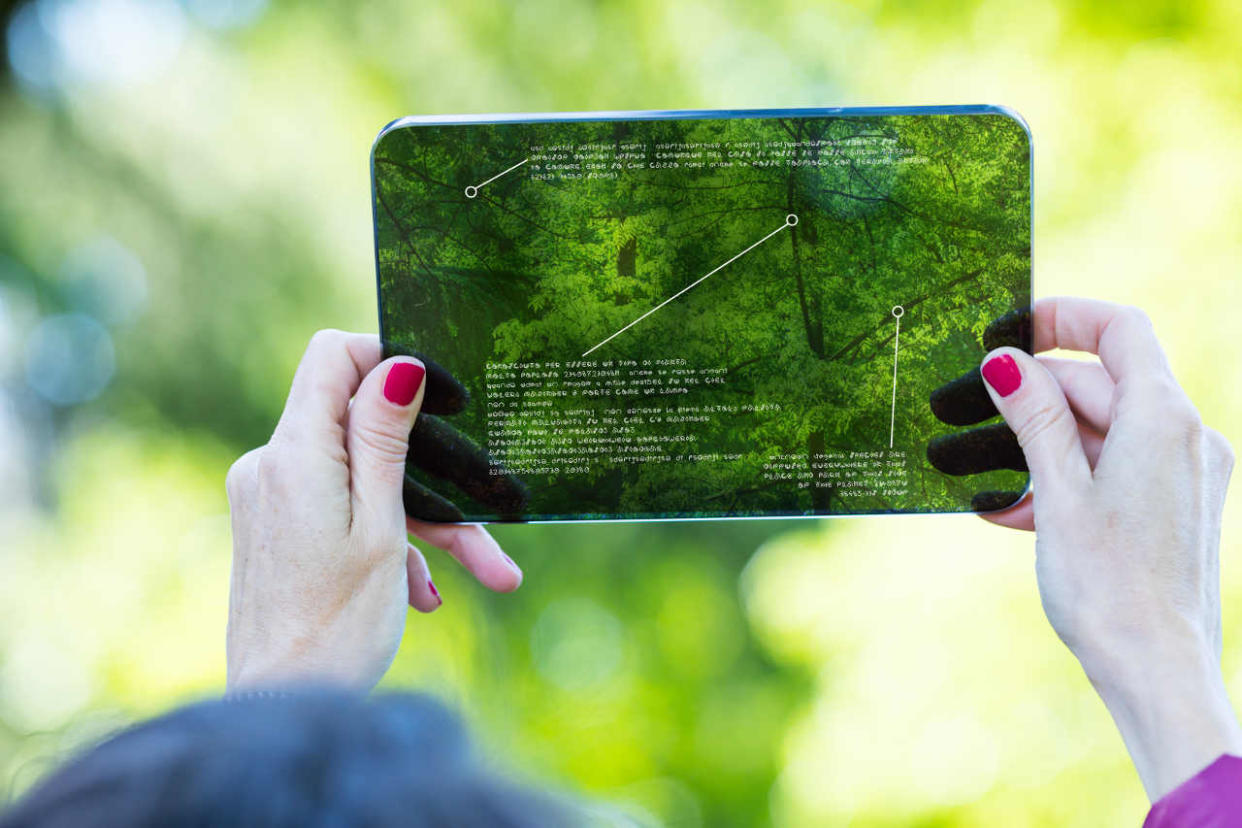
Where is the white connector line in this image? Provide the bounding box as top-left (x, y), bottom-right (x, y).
top-left (889, 305), bottom-right (904, 448)
top-left (464, 158), bottom-right (529, 198)
top-left (582, 214), bottom-right (798, 357)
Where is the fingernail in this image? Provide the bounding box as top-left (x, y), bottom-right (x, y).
top-left (501, 552), bottom-right (521, 573)
top-left (981, 354), bottom-right (1021, 397)
top-left (384, 362), bottom-right (425, 406)
top-left (427, 578), bottom-right (441, 605)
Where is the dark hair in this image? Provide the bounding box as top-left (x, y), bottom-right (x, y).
top-left (0, 688), bottom-right (579, 828)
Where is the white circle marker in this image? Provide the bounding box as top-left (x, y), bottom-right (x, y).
top-left (465, 157), bottom-right (529, 200)
top-left (786, 213), bottom-right (799, 227)
top-left (891, 305), bottom-right (904, 318)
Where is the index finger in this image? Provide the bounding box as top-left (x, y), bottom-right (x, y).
top-left (273, 330), bottom-right (383, 443)
top-left (1032, 297), bottom-right (1175, 389)
top-left (407, 519), bottom-right (523, 593)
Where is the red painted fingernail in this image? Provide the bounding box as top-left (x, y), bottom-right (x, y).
top-left (981, 354), bottom-right (1022, 397)
top-left (384, 362), bottom-right (425, 406)
top-left (427, 578), bottom-right (441, 605)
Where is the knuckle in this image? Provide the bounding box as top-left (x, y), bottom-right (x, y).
top-left (224, 462), bottom-right (243, 495)
top-left (1128, 376), bottom-right (1193, 421)
top-left (254, 442), bottom-right (294, 489)
top-left (1014, 401), bottom-right (1074, 449)
top-left (1206, 427), bottom-right (1235, 471)
top-left (307, 328), bottom-right (347, 353)
top-left (352, 423), bottom-right (410, 467)
top-left (225, 449), bottom-right (260, 498)
top-left (1158, 393), bottom-right (1202, 434)
top-left (1149, 373), bottom-right (1182, 398)
top-left (1120, 304), bottom-right (1153, 330)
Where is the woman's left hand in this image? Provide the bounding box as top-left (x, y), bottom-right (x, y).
top-left (224, 330), bottom-right (522, 692)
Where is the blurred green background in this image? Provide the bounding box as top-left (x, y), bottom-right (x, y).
top-left (1, 0), bottom-right (1240, 825)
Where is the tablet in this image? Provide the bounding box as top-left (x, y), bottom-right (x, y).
top-left (371, 106), bottom-right (1032, 522)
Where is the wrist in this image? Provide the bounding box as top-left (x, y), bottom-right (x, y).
top-left (1079, 628), bottom-right (1242, 801)
top-left (227, 642), bottom-right (371, 693)
top-left (227, 612), bottom-right (394, 693)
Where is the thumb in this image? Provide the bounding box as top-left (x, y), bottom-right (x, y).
top-left (346, 357), bottom-right (426, 526)
top-left (980, 347), bottom-right (1090, 496)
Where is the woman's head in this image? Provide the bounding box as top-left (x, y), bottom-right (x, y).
top-left (0, 688), bottom-right (577, 828)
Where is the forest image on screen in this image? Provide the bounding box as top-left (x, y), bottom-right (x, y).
top-left (374, 112), bottom-right (1031, 521)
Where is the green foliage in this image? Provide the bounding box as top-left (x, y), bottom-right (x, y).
top-left (375, 113), bottom-right (1030, 519)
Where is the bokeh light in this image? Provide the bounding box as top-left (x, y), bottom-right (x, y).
top-left (181, 0), bottom-right (266, 31)
top-left (531, 597), bottom-right (626, 692)
top-left (59, 236), bottom-right (147, 326)
top-left (23, 313), bottom-right (114, 405)
top-left (7, 0), bottom-right (187, 93)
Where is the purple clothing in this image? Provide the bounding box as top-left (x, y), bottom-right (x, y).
top-left (1144, 755), bottom-right (1242, 827)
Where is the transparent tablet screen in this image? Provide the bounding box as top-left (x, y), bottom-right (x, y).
top-left (373, 111), bottom-right (1031, 521)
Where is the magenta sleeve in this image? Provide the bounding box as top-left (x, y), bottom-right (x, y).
top-left (1143, 755), bottom-right (1242, 828)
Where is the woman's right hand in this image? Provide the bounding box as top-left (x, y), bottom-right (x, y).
top-left (977, 297), bottom-right (1242, 801)
top-left (225, 331), bottom-right (522, 694)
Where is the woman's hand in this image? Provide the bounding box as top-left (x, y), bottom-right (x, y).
top-left (979, 297), bottom-right (1242, 801)
top-left (224, 331), bottom-right (522, 692)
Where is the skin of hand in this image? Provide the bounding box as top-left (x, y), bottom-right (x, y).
top-left (225, 330), bottom-right (523, 692)
top-left (977, 297), bottom-right (1242, 801)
